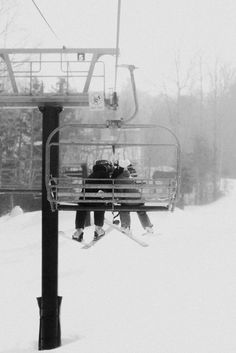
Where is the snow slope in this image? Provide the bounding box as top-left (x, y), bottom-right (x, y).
top-left (0, 179), bottom-right (235, 353)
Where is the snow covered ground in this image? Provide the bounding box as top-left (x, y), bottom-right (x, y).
top-left (0, 179), bottom-right (236, 353)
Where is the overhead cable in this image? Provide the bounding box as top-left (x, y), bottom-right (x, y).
top-left (31, 0), bottom-right (60, 41)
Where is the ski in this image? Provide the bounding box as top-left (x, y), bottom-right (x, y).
top-left (81, 226), bottom-right (113, 249)
top-left (104, 219), bottom-right (149, 247)
top-left (81, 234), bottom-right (105, 249)
top-left (72, 235), bottom-right (85, 244)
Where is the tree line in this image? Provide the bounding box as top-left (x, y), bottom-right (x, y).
top-left (118, 58), bottom-right (236, 205)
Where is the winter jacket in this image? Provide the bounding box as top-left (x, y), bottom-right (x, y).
top-left (111, 167), bottom-right (141, 204)
top-left (78, 164), bottom-right (111, 203)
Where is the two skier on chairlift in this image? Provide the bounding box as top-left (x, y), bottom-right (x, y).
top-left (72, 159), bottom-right (154, 243)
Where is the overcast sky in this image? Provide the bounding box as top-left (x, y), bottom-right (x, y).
top-left (2, 0), bottom-right (236, 94)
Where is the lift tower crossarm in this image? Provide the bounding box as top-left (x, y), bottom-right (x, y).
top-left (0, 48), bottom-right (118, 108)
top-left (0, 48), bottom-right (117, 55)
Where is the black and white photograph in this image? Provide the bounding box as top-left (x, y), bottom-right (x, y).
top-left (0, 1), bottom-right (235, 352)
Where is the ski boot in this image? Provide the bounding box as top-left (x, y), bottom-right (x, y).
top-left (94, 226), bottom-right (105, 241)
top-left (121, 226), bottom-right (132, 236)
top-left (72, 228), bottom-right (84, 242)
top-left (144, 226), bottom-right (154, 234)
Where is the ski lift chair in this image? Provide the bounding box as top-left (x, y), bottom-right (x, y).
top-left (45, 122), bottom-right (181, 213)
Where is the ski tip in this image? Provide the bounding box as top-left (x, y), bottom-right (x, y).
top-left (139, 242), bottom-right (149, 247)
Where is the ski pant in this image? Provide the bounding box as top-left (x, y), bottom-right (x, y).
top-left (137, 211), bottom-right (153, 228)
top-left (120, 211), bottom-right (131, 228)
top-left (119, 210), bottom-right (152, 229)
top-left (75, 209), bottom-right (105, 229)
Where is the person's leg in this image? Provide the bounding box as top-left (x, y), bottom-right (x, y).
top-left (94, 210), bottom-right (105, 227)
top-left (75, 210), bottom-right (87, 229)
top-left (73, 210), bottom-right (87, 241)
top-left (120, 211), bottom-right (131, 228)
top-left (137, 211), bottom-right (153, 229)
top-left (94, 210), bottom-right (106, 238)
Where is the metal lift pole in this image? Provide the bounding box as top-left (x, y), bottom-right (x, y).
top-left (37, 105), bottom-right (62, 350)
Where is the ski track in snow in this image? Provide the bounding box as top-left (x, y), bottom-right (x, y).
top-left (0, 179), bottom-right (235, 353)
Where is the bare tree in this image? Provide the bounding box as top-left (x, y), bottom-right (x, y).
top-left (0, 0), bottom-right (18, 46)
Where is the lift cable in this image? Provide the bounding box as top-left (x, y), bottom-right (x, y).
top-left (31, 0), bottom-right (77, 92)
top-left (31, 0), bottom-right (60, 41)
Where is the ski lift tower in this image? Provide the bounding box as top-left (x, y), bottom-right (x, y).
top-left (0, 47), bottom-right (118, 350)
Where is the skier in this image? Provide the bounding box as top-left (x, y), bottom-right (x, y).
top-left (72, 160), bottom-right (112, 242)
top-left (112, 159), bottom-right (154, 235)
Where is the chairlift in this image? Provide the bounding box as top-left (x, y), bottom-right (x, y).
top-left (45, 120), bottom-right (181, 212)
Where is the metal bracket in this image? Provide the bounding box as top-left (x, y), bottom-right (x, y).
top-left (106, 119), bottom-right (124, 128)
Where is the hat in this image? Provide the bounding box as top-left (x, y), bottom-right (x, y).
top-left (95, 159), bottom-right (110, 165)
top-left (119, 159), bottom-right (131, 169)
top-left (93, 164), bottom-right (107, 172)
